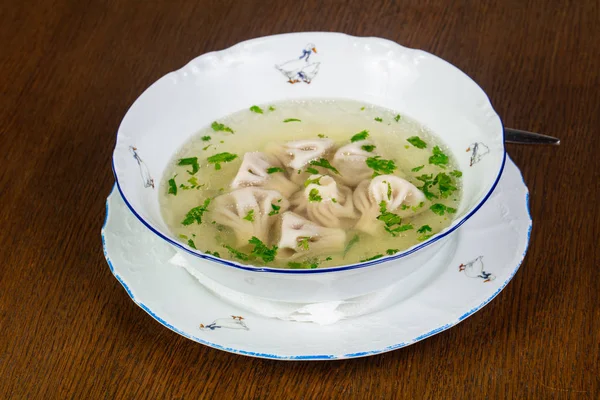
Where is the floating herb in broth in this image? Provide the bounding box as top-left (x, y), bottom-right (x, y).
top-left (159, 99), bottom-right (462, 269)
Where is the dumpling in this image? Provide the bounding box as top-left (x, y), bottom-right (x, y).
top-left (266, 138), bottom-right (334, 170)
top-left (290, 174), bottom-right (357, 228)
top-left (353, 175), bottom-right (426, 235)
top-left (276, 212), bottom-right (346, 261)
top-left (212, 187), bottom-right (290, 246)
top-left (331, 140), bottom-right (376, 187)
top-left (230, 152), bottom-right (299, 198)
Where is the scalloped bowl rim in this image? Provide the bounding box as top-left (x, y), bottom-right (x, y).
top-left (111, 32), bottom-right (506, 274)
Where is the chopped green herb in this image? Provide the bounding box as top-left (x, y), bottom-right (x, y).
top-left (430, 203), bottom-right (456, 216)
top-left (429, 146), bottom-right (449, 167)
top-left (417, 224), bottom-right (433, 241)
top-left (401, 204), bottom-right (410, 210)
top-left (394, 114), bottom-right (401, 122)
top-left (249, 105), bottom-right (264, 114)
top-left (305, 167), bottom-right (319, 175)
top-left (450, 170), bottom-right (463, 178)
top-left (308, 188), bottom-right (322, 202)
top-left (211, 121), bottom-right (234, 133)
top-left (188, 176), bottom-right (199, 187)
top-left (181, 198), bottom-right (211, 226)
top-left (177, 157), bottom-right (200, 175)
top-left (187, 239), bottom-right (197, 249)
top-left (360, 106), bottom-right (365, 111)
top-left (288, 261), bottom-right (319, 269)
top-left (223, 245), bottom-right (249, 261)
top-left (309, 158), bottom-right (340, 175)
top-left (243, 209), bottom-right (255, 222)
top-left (331, 198), bottom-right (337, 203)
top-left (351, 130), bottom-right (369, 142)
top-left (325, 257), bottom-right (333, 261)
top-left (317, 133), bottom-right (327, 138)
top-left (268, 105), bottom-right (276, 111)
top-left (344, 234), bottom-right (360, 257)
top-left (168, 178), bottom-right (177, 195)
top-left (178, 234), bottom-right (188, 240)
top-left (361, 254), bottom-right (383, 262)
top-left (412, 202), bottom-right (425, 211)
top-left (361, 144), bottom-right (376, 152)
top-left (268, 203), bottom-right (281, 216)
top-left (201, 136), bottom-right (211, 142)
top-left (202, 144), bottom-right (212, 151)
top-left (283, 118), bottom-right (301, 123)
top-left (207, 152), bottom-right (238, 170)
top-left (384, 181), bottom-right (392, 200)
top-left (407, 136), bottom-right (427, 149)
top-left (366, 156), bottom-right (397, 176)
top-left (267, 167), bottom-right (285, 174)
top-left (386, 249), bottom-right (399, 255)
top-left (433, 173), bottom-right (458, 198)
top-left (374, 117), bottom-right (383, 122)
top-left (220, 140), bottom-right (224, 143)
top-left (404, 145), bottom-right (410, 149)
top-left (206, 250), bottom-right (221, 258)
top-left (377, 201), bottom-right (413, 236)
top-left (297, 237), bottom-right (310, 251)
top-left (411, 165), bottom-right (425, 172)
top-left (248, 236), bottom-right (277, 263)
top-left (304, 176), bottom-right (322, 187)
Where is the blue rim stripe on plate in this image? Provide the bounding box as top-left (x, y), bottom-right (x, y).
top-left (101, 155), bottom-right (531, 360)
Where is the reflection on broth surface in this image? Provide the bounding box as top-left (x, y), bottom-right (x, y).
top-left (160, 99), bottom-right (462, 269)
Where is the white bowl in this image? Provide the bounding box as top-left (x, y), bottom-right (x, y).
top-left (112, 32), bottom-right (505, 303)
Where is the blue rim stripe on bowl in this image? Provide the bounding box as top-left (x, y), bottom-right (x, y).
top-left (111, 32), bottom-right (507, 274)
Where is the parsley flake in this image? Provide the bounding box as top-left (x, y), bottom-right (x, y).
top-left (308, 188), bottom-right (322, 202)
top-left (317, 134), bottom-right (327, 138)
top-left (181, 198), bottom-right (211, 226)
top-left (243, 209), bottom-right (255, 222)
top-left (187, 239), bottom-right (197, 249)
top-left (267, 167), bottom-right (285, 174)
top-left (249, 105), bottom-right (263, 114)
top-left (386, 249), bottom-right (400, 255)
top-left (417, 224), bottom-right (433, 241)
top-left (351, 130), bottom-right (369, 142)
top-left (223, 245), bottom-right (249, 261)
top-left (305, 166), bottom-right (319, 175)
top-left (430, 203), bottom-right (456, 216)
top-left (309, 158), bottom-right (340, 175)
top-left (177, 157), bottom-right (200, 175)
top-left (268, 203), bottom-right (281, 216)
top-left (429, 146), bottom-right (449, 167)
top-left (394, 114), bottom-right (401, 122)
top-left (207, 152), bottom-right (238, 170)
top-left (168, 178), bottom-right (177, 195)
top-left (366, 156), bottom-right (397, 176)
top-left (201, 136), bottom-right (211, 141)
top-left (248, 236), bottom-right (277, 263)
top-left (374, 117), bottom-right (383, 122)
top-left (361, 254), bottom-right (383, 262)
top-left (304, 176), bottom-right (322, 187)
top-left (377, 202), bottom-right (413, 236)
top-left (211, 121), bottom-right (234, 133)
top-left (450, 170), bottom-right (463, 178)
top-left (297, 237), bottom-right (310, 251)
top-left (344, 234), bottom-right (360, 257)
top-left (206, 250), bottom-right (221, 258)
top-left (407, 136), bottom-right (427, 149)
top-left (361, 144), bottom-right (376, 152)
top-left (411, 165), bottom-right (424, 172)
top-left (268, 105), bottom-right (276, 111)
top-left (283, 118), bottom-right (301, 123)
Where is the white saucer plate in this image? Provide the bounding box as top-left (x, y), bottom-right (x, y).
top-left (102, 156), bottom-right (531, 360)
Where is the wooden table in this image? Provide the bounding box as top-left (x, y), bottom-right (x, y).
top-left (2, 0), bottom-right (599, 398)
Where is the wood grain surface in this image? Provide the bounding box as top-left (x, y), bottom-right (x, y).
top-left (1, 0), bottom-right (599, 398)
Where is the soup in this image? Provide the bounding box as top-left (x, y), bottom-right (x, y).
top-left (159, 99), bottom-right (462, 269)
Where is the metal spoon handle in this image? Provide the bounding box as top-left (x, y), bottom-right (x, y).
top-left (505, 128), bottom-right (560, 145)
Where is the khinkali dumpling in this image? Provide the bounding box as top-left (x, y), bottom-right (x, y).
top-left (331, 140), bottom-right (376, 187)
top-left (212, 187), bottom-right (290, 246)
top-left (290, 174), bottom-right (357, 228)
top-left (276, 212), bottom-right (346, 261)
top-left (266, 138), bottom-right (334, 170)
top-left (231, 152), bottom-right (299, 198)
top-left (353, 175), bottom-right (426, 235)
